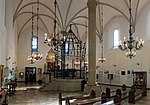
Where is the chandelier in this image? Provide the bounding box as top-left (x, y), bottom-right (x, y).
top-left (98, 40), bottom-right (106, 63)
top-left (27, 0), bottom-right (42, 64)
top-left (27, 53), bottom-right (37, 64)
top-left (98, 4), bottom-right (106, 63)
top-left (118, 0), bottom-right (144, 59)
top-left (32, 0), bottom-right (42, 61)
top-left (27, 51), bottom-right (43, 64)
top-left (44, 0), bottom-right (59, 47)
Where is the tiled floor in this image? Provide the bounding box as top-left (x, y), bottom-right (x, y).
top-left (7, 83), bottom-right (150, 105)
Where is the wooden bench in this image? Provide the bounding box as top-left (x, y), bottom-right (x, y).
top-left (69, 91), bottom-right (109, 105)
top-left (106, 84), bottom-right (127, 99)
top-left (59, 84), bottom-right (129, 105)
top-left (113, 88), bottom-right (130, 105)
top-left (75, 85), bottom-right (130, 105)
top-left (0, 89), bottom-right (8, 105)
top-left (66, 88), bottom-right (128, 105)
top-left (59, 89), bottom-right (96, 105)
top-left (128, 86), bottom-right (147, 104)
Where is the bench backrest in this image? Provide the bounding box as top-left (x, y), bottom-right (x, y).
top-left (116, 89), bottom-right (121, 98)
top-left (90, 89), bottom-right (96, 98)
top-left (106, 87), bottom-right (110, 98)
top-left (101, 92), bottom-right (107, 104)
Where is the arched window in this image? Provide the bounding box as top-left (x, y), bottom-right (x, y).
top-left (32, 36), bottom-right (38, 51)
top-left (113, 29), bottom-right (119, 48)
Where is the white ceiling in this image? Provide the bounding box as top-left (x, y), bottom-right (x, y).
top-left (13, 0), bottom-right (150, 42)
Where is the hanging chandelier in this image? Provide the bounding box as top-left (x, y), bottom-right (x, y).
top-left (98, 4), bottom-right (106, 63)
top-left (27, 51), bottom-right (42, 64)
top-left (32, 0), bottom-right (42, 60)
top-left (98, 40), bottom-right (106, 63)
top-left (27, 53), bottom-right (37, 64)
top-left (118, 0), bottom-right (144, 59)
top-left (27, 0), bottom-right (42, 64)
top-left (44, 0), bottom-right (59, 47)
top-left (32, 51), bottom-right (42, 60)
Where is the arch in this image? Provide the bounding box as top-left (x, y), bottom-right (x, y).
top-left (13, 0), bottom-right (23, 23)
top-left (15, 12), bottom-right (61, 27)
top-left (17, 14), bottom-right (55, 42)
top-left (65, 6), bottom-right (88, 31)
top-left (70, 22), bottom-right (100, 41)
top-left (97, 2), bottom-right (129, 22)
top-left (13, 2), bottom-right (62, 28)
top-left (107, 22), bottom-right (121, 49)
top-left (64, 0), bottom-right (73, 27)
top-left (136, 1), bottom-right (150, 25)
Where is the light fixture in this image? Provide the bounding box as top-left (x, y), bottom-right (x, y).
top-left (44, 0), bottom-right (58, 47)
top-left (27, 54), bottom-right (36, 64)
top-left (27, 1), bottom-right (42, 64)
top-left (118, 0), bottom-right (144, 59)
top-left (32, 0), bottom-right (42, 61)
top-left (99, 4), bottom-right (106, 63)
top-left (27, 6), bottom-right (36, 64)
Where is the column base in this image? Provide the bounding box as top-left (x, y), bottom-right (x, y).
top-left (84, 84), bottom-right (102, 97)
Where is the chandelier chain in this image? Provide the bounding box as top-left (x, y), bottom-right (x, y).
top-left (31, 6), bottom-right (34, 53)
top-left (54, 0), bottom-right (57, 38)
top-left (118, 0), bottom-right (144, 59)
top-left (37, 0), bottom-right (39, 38)
top-left (101, 4), bottom-right (104, 58)
top-left (99, 4), bottom-right (106, 63)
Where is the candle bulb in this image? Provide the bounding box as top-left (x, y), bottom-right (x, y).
top-left (45, 33), bottom-right (47, 40)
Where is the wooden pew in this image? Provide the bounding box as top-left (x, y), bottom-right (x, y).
top-left (113, 88), bottom-right (130, 105)
top-left (59, 84), bottom-right (129, 105)
top-left (68, 92), bottom-right (107, 105)
top-left (59, 93), bottom-right (65, 105)
top-left (128, 86), bottom-right (147, 104)
top-left (106, 84), bottom-right (128, 99)
top-left (106, 87), bottom-right (116, 99)
top-left (59, 89), bottom-right (96, 105)
top-left (0, 89), bottom-right (8, 105)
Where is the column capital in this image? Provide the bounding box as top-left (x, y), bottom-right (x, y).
top-left (87, 0), bottom-right (97, 8)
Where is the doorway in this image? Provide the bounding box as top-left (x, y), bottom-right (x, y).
top-left (25, 67), bottom-right (36, 84)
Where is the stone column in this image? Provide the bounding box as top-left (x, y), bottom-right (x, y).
top-left (84, 0), bottom-right (101, 96)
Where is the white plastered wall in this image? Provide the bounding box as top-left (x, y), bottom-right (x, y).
top-left (17, 27), bottom-right (49, 81)
top-left (96, 3), bottom-right (150, 88)
top-left (0, 0), bottom-right (18, 81)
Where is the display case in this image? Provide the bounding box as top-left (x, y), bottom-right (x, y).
top-left (133, 71), bottom-right (147, 88)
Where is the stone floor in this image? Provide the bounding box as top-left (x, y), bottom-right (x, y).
top-left (7, 83), bottom-right (150, 105)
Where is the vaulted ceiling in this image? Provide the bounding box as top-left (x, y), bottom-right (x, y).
top-left (13, 0), bottom-right (150, 42)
